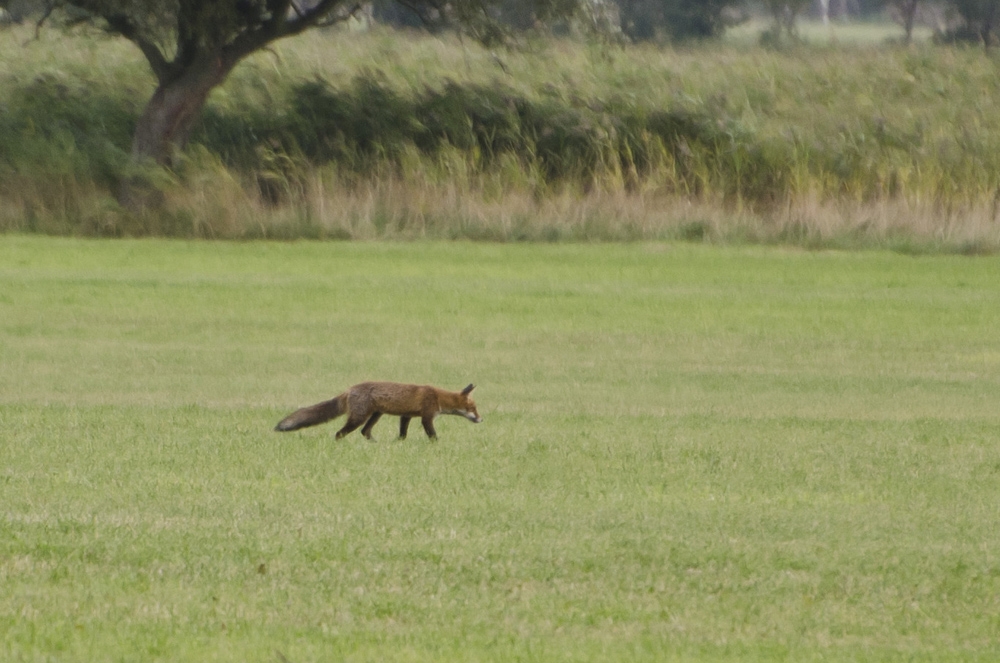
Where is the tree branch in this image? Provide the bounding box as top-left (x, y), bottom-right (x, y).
top-left (289, 0), bottom-right (306, 20)
top-left (104, 13), bottom-right (172, 82)
top-left (393, 0), bottom-right (450, 28)
top-left (265, 0), bottom-right (294, 36)
top-left (281, 0), bottom-right (346, 36)
top-left (31, 0), bottom-right (57, 42)
top-left (225, 0), bottom-right (347, 62)
top-left (55, 1), bottom-right (174, 82)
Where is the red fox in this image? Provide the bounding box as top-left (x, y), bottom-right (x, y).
top-left (274, 382), bottom-right (482, 440)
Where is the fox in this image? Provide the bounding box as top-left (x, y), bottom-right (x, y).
top-left (274, 382), bottom-right (482, 440)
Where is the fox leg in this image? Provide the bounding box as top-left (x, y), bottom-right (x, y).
top-left (421, 415), bottom-right (437, 440)
top-left (398, 416), bottom-right (411, 439)
top-left (361, 412), bottom-right (382, 440)
top-left (335, 410), bottom-right (369, 439)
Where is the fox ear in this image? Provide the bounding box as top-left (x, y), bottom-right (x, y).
top-left (461, 384), bottom-right (475, 396)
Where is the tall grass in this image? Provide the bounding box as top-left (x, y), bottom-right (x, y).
top-left (2, 24), bottom-right (1000, 248)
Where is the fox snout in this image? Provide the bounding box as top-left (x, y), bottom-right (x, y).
top-left (465, 412), bottom-right (483, 423)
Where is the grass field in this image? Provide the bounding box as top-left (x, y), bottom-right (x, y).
top-left (2, 236), bottom-right (1000, 661)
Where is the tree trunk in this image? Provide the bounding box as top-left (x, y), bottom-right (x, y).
top-left (119, 54), bottom-right (235, 211)
top-left (983, 3), bottom-right (998, 50)
top-left (131, 55), bottom-right (233, 166)
top-left (901, 0), bottom-right (918, 45)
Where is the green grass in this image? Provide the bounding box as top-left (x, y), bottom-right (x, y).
top-left (2, 236), bottom-right (1000, 661)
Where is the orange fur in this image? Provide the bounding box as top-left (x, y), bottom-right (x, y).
top-left (275, 382), bottom-right (481, 440)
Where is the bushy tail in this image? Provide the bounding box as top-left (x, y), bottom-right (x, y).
top-left (274, 393), bottom-right (348, 432)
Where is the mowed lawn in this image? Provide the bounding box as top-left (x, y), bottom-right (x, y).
top-left (2, 236), bottom-right (999, 662)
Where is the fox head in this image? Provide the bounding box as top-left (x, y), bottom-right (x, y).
top-left (455, 383), bottom-right (483, 423)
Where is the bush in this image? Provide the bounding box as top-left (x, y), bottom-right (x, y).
top-left (618, 0), bottom-right (739, 42)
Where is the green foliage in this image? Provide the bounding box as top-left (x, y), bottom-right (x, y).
top-left (3, 28), bottom-right (1000, 246)
top-left (3, 237), bottom-right (1000, 661)
top-left (944, 0), bottom-right (1000, 45)
top-left (193, 70), bottom-right (747, 194)
top-left (0, 70), bottom-right (134, 182)
top-left (618, 0), bottom-right (739, 41)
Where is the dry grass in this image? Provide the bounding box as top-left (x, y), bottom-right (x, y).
top-left (138, 169), bottom-right (997, 251)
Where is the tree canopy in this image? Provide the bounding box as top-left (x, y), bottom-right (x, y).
top-left (25, 0), bottom-right (575, 167)
top-left (60, 1), bottom-right (417, 164)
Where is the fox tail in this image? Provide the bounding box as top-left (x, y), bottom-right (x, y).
top-left (274, 393), bottom-right (348, 432)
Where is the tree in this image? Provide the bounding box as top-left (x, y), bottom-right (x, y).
top-left (948, 0), bottom-right (1000, 46)
top-left (660, 0), bottom-right (739, 39)
top-left (893, 0), bottom-right (920, 44)
top-left (617, 0), bottom-right (741, 42)
top-left (0, 0), bottom-right (57, 24)
top-left (39, 0), bottom-right (572, 167)
top-left (859, 0), bottom-right (922, 44)
top-left (761, 0), bottom-right (811, 41)
top-left (38, 1), bottom-right (355, 165)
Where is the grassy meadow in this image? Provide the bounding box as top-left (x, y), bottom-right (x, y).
top-left (2, 22), bottom-right (1000, 249)
top-left (3, 236), bottom-right (1000, 661)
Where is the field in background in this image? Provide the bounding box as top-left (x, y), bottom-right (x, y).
top-left (3, 236), bottom-right (1000, 661)
top-left (2, 23), bottom-right (1000, 250)
top-left (725, 18), bottom-right (935, 46)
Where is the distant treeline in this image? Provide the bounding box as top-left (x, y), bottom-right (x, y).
top-left (1, 0), bottom-right (998, 45)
